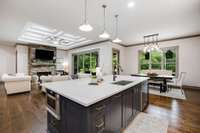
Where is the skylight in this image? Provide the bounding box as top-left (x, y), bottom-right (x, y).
top-left (18, 22), bottom-right (92, 49)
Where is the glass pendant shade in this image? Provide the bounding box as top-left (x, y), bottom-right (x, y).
top-left (112, 38), bottom-right (122, 43)
top-left (143, 46), bottom-right (147, 53)
top-left (99, 31), bottom-right (110, 39)
top-left (79, 0), bottom-right (93, 32)
top-left (79, 24), bottom-right (93, 32)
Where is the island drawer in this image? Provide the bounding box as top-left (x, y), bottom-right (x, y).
top-left (90, 100), bottom-right (109, 116)
top-left (92, 113), bottom-right (106, 133)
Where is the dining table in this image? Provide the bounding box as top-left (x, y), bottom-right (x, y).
top-left (131, 73), bottom-right (175, 92)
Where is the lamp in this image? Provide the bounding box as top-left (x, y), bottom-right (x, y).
top-left (99, 5), bottom-right (110, 39)
top-left (79, 0), bottom-right (93, 32)
top-left (112, 15), bottom-right (122, 43)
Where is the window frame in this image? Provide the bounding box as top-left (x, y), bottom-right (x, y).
top-left (138, 46), bottom-right (179, 76)
top-left (72, 49), bottom-right (99, 74)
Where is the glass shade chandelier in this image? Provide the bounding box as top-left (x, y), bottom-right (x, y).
top-left (99, 5), bottom-right (110, 39)
top-left (79, 0), bottom-right (93, 32)
top-left (112, 15), bottom-right (122, 43)
top-left (143, 34), bottom-right (162, 53)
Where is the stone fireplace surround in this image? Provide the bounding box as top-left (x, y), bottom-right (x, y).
top-left (28, 45), bottom-right (57, 78)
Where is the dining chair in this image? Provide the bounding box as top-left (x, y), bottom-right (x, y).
top-left (167, 72), bottom-right (186, 94)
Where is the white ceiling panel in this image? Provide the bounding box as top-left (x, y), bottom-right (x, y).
top-left (0, 0), bottom-right (199, 49)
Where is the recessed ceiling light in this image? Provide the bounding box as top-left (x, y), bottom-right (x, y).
top-left (128, 1), bottom-right (135, 8)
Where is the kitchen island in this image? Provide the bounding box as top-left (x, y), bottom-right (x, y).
top-left (42, 75), bottom-right (149, 133)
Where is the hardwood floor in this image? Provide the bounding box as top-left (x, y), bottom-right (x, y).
top-left (0, 83), bottom-right (200, 133)
top-left (0, 83), bottom-right (47, 133)
top-left (145, 88), bottom-right (200, 133)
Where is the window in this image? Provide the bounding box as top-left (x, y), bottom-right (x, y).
top-left (73, 51), bottom-right (99, 74)
top-left (164, 48), bottom-right (177, 73)
top-left (151, 51), bottom-right (162, 69)
top-left (139, 47), bottom-right (178, 75)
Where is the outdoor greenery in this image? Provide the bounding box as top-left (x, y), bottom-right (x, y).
top-left (112, 53), bottom-right (118, 67)
top-left (112, 51), bottom-right (120, 74)
top-left (139, 48), bottom-right (177, 74)
top-left (165, 51), bottom-right (176, 72)
top-left (74, 51), bottom-right (98, 74)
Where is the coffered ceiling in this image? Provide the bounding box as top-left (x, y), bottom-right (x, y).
top-left (0, 0), bottom-right (200, 49)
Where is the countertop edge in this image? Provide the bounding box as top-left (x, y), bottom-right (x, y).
top-left (43, 77), bottom-right (149, 107)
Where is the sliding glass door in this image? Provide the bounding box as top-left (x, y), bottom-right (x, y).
top-left (73, 51), bottom-right (99, 74)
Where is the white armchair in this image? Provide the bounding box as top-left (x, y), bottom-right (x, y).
top-left (1, 73), bottom-right (31, 95)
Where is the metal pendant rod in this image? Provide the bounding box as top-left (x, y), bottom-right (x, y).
top-left (115, 14), bottom-right (119, 37)
top-left (102, 5), bottom-right (107, 31)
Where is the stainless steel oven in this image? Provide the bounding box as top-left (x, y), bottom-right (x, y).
top-left (46, 90), bottom-right (60, 120)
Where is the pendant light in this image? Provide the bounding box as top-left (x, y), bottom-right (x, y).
top-left (112, 15), bottom-right (122, 43)
top-left (99, 5), bottom-right (110, 39)
top-left (79, 0), bottom-right (93, 32)
top-left (143, 34), bottom-right (161, 53)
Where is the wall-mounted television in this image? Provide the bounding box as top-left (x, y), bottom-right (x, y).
top-left (35, 49), bottom-right (54, 60)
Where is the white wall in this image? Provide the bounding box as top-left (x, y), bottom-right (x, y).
top-left (0, 44), bottom-right (16, 76)
top-left (2, 36), bottom-right (198, 87)
top-left (56, 49), bottom-right (68, 70)
top-left (112, 43), bottom-right (126, 75)
top-left (124, 37), bottom-right (200, 87)
top-left (16, 45), bottom-right (28, 74)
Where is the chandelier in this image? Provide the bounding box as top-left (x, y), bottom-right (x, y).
top-left (143, 34), bottom-right (162, 53)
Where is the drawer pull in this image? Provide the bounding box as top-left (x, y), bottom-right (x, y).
top-left (96, 121), bottom-right (104, 128)
top-left (95, 105), bottom-right (105, 111)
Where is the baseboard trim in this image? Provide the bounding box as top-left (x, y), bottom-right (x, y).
top-left (183, 85), bottom-right (200, 90)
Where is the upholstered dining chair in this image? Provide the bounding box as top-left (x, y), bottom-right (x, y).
top-left (167, 72), bottom-right (186, 94)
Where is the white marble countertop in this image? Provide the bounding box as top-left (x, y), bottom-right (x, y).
top-left (42, 75), bottom-right (149, 107)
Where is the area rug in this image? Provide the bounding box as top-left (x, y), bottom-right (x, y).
top-left (149, 88), bottom-right (186, 100)
top-left (124, 113), bottom-right (168, 133)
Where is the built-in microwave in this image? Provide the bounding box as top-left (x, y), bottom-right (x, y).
top-left (46, 90), bottom-right (60, 120)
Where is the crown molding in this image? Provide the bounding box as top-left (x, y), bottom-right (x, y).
top-left (126, 33), bottom-right (200, 47)
top-left (66, 40), bottom-right (110, 51)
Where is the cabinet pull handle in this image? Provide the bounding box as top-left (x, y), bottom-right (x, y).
top-left (96, 121), bottom-right (104, 128)
top-left (95, 105), bottom-right (105, 111)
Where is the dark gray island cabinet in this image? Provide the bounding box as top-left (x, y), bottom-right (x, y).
top-left (46, 80), bottom-right (148, 133)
